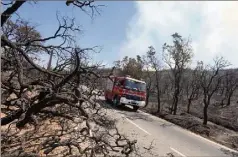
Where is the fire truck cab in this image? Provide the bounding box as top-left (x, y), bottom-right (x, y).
top-left (104, 75), bottom-right (146, 111)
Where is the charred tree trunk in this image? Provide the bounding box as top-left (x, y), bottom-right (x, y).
top-left (222, 89), bottom-right (235, 107)
top-left (171, 73), bottom-right (181, 115)
top-left (187, 98), bottom-right (192, 113)
top-left (172, 86), bottom-right (180, 115)
top-left (170, 104), bottom-right (174, 114)
top-left (226, 92), bottom-right (232, 106)
top-left (155, 71), bottom-right (161, 113)
top-left (220, 97), bottom-right (226, 107)
top-left (144, 92), bottom-right (150, 108)
top-left (144, 81), bottom-right (152, 108)
top-left (203, 98), bottom-right (209, 125)
top-left (203, 105), bottom-right (208, 125)
top-left (173, 95), bottom-right (178, 115)
top-left (226, 86), bottom-right (237, 106)
top-left (157, 92), bottom-right (161, 113)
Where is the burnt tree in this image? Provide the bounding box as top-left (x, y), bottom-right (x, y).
top-left (220, 70), bottom-right (238, 107)
top-left (198, 57), bottom-right (229, 125)
top-left (1, 1), bottom-right (137, 156)
top-left (184, 68), bottom-right (200, 113)
top-left (163, 33), bottom-right (193, 115)
top-left (144, 46), bottom-right (162, 113)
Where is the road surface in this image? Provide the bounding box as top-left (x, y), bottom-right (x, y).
top-left (100, 98), bottom-right (238, 157)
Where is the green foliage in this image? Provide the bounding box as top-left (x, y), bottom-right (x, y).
top-left (145, 46), bottom-right (161, 71)
top-left (114, 55), bottom-right (144, 79)
top-left (163, 32), bottom-right (193, 70)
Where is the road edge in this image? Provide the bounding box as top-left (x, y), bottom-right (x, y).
top-left (100, 100), bottom-right (238, 154)
top-left (138, 110), bottom-right (238, 154)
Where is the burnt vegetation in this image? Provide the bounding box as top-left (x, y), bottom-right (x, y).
top-left (114, 33), bottom-right (238, 149)
top-left (1, 0), bottom-right (238, 155)
top-left (1, 1), bottom-right (138, 156)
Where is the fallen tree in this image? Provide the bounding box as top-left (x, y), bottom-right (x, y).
top-left (1, 1), bottom-right (137, 156)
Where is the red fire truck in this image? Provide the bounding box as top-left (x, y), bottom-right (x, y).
top-left (104, 75), bottom-right (147, 111)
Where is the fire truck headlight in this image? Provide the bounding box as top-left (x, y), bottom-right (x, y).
top-left (120, 97), bottom-right (126, 103)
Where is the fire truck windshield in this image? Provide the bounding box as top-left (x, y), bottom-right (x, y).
top-left (124, 79), bottom-right (146, 92)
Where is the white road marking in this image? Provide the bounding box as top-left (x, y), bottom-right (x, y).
top-left (138, 110), bottom-right (238, 154)
top-left (104, 100), bottom-right (238, 154)
top-left (170, 147), bottom-right (187, 157)
top-left (125, 117), bottom-right (151, 135)
top-left (184, 128), bottom-right (238, 153)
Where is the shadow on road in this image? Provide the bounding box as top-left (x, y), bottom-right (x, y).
top-left (95, 99), bottom-right (176, 129)
top-left (96, 99), bottom-right (174, 127)
top-left (96, 99), bottom-right (133, 111)
top-left (96, 99), bottom-right (160, 122)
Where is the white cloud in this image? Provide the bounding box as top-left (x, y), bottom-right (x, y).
top-left (119, 1), bottom-right (238, 67)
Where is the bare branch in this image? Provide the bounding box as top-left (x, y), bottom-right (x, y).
top-left (1, 1), bottom-right (26, 26)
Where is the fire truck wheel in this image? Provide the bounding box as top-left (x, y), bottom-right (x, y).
top-left (120, 104), bottom-right (125, 107)
top-left (133, 106), bottom-right (139, 112)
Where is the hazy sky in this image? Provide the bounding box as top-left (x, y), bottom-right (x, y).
top-left (8, 1), bottom-right (238, 68)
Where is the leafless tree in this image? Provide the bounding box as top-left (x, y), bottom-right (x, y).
top-left (141, 64), bottom-right (155, 108)
top-left (159, 70), bottom-right (173, 105)
top-left (144, 46), bottom-right (162, 113)
top-left (162, 33), bottom-right (193, 115)
top-left (1, 1), bottom-right (137, 156)
top-left (198, 57), bottom-right (230, 125)
top-left (220, 70), bottom-right (238, 107)
top-left (184, 67), bottom-right (200, 113)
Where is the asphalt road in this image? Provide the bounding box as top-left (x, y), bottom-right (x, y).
top-left (100, 98), bottom-right (238, 157)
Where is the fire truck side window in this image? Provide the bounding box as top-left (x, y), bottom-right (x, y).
top-left (115, 79), bottom-right (124, 86)
top-left (115, 79), bottom-right (120, 86)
